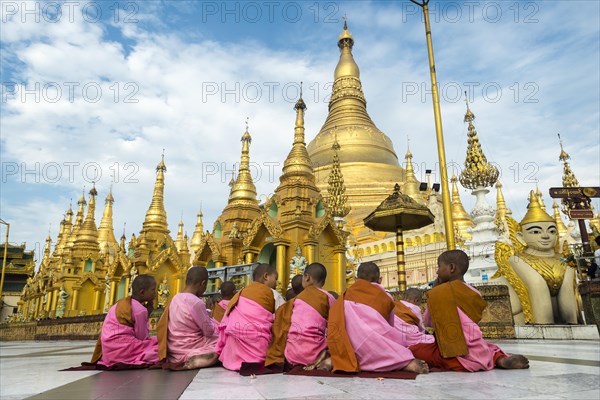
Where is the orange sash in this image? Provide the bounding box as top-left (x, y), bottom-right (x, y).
top-left (393, 300), bottom-right (421, 326)
top-left (90, 297), bottom-right (134, 363)
top-left (212, 302), bottom-right (226, 323)
top-left (327, 279), bottom-right (395, 372)
top-left (226, 281), bottom-right (275, 316)
top-left (426, 280), bottom-right (487, 358)
top-left (265, 286), bottom-right (329, 366)
top-left (156, 299), bottom-right (172, 362)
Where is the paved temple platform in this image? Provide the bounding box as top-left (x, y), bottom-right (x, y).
top-left (1, 339), bottom-right (599, 399)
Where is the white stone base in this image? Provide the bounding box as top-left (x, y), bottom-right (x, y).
top-left (515, 324), bottom-right (599, 340)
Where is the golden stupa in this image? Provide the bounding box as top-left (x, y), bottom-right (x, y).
top-left (306, 21), bottom-right (406, 240)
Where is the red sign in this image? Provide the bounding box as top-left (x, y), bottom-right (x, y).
top-left (568, 209), bottom-right (594, 220)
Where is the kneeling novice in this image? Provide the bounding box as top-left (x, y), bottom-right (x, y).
top-left (410, 250), bottom-right (529, 372)
top-left (326, 262), bottom-right (429, 374)
top-left (216, 263), bottom-right (279, 371)
top-left (91, 275), bottom-right (158, 367)
top-left (393, 288), bottom-right (435, 347)
top-left (266, 263), bottom-right (335, 367)
top-left (157, 266), bottom-right (219, 369)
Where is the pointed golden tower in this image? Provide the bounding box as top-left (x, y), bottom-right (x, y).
top-left (494, 181), bottom-right (510, 238)
top-left (536, 185), bottom-right (547, 211)
top-left (552, 200), bottom-right (568, 237)
top-left (402, 143), bottom-right (422, 202)
top-left (190, 208), bottom-right (204, 252)
top-left (141, 155), bottom-right (169, 235)
top-left (559, 135), bottom-right (580, 188)
top-left (73, 184), bottom-right (100, 252)
top-left (451, 175), bottom-right (474, 240)
top-left (175, 218), bottom-right (185, 251)
top-left (97, 186), bottom-right (118, 256)
top-left (307, 20), bottom-right (405, 228)
top-left (459, 98), bottom-right (499, 189)
top-left (326, 134), bottom-right (350, 228)
top-left (67, 192), bottom-right (86, 248)
top-left (229, 125), bottom-right (259, 204)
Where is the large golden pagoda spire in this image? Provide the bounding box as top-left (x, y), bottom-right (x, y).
top-left (97, 185), bottom-right (118, 253)
top-left (451, 174), bottom-right (474, 240)
top-left (326, 134), bottom-right (350, 225)
top-left (281, 91), bottom-right (315, 182)
top-left (307, 21), bottom-right (405, 228)
top-left (229, 122), bottom-right (258, 204)
top-left (190, 207), bottom-right (204, 252)
top-left (459, 96), bottom-right (499, 189)
top-left (74, 184), bottom-right (100, 250)
top-left (558, 134), bottom-right (580, 188)
top-left (142, 154), bottom-right (169, 234)
top-left (402, 141), bottom-right (421, 201)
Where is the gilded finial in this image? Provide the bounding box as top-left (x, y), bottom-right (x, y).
top-left (459, 92), bottom-right (499, 189)
top-left (294, 84), bottom-right (306, 111)
top-left (520, 190), bottom-right (554, 226)
top-left (557, 134), bottom-right (580, 188)
top-left (327, 132), bottom-right (350, 221)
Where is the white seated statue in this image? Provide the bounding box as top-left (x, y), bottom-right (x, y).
top-left (494, 190), bottom-right (579, 325)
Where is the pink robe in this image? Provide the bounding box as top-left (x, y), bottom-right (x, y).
top-left (285, 289), bottom-right (335, 366)
top-left (423, 284), bottom-right (507, 372)
top-left (216, 296), bottom-right (274, 371)
top-left (98, 298), bottom-right (158, 367)
top-left (393, 300), bottom-right (435, 347)
top-left (212, 299), bottom-right (230, 328)
top-left (344, 283), bottom-right (414, 372)
top-left (167, 293), bottom-right (218, 363)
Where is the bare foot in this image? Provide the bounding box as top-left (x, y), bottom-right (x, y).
top-left (183, 352), bottom-right (219, 370)
top-left (304, 349), bottom-right (329, 371)
top-left (316, 357), bottom-right (333, 372)
top-left (495, 354), bottom-right (529, 369)
top-left (402, 359), bottom-right (429, 374)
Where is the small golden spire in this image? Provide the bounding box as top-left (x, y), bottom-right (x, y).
top-left (552, 200), bottom-right (568, 236)
top-left (451, 174), bottom-right (474, 239)
top-left (142, 155), bottom-right (169, 233)
top-left (520, 190), bottom-right (554, 226)
top-left (459, 93), bottom-right (499, 189)
top-left (74, 183), bottom-right (100, 249)
top-left (558, 134), bottom-right (580, 188)
top-left (535, 185), bottom-right (547, 210)
top-left (326, 134), bottom-right (350, 222)
top-left (495, 181), bottom-right (508, 219)
top-left (335, 19), bottom-right (360, 81)
top-left (229, 122), bottom-right (258, 204)
top-left (402, 138), bottom-right (420, 199)
top-left (175, 217), bottom-right (185, 251)
top-left (281, 91), bottom-right (315, 181)
top-left (191, 207), bottom-right (204, 251)
top-left (98, 184), bottom-right (118, 250)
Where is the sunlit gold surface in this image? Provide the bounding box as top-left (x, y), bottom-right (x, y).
top-left (451, 174), bottom-right (474, 240)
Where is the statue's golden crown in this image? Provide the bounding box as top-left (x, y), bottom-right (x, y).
top-left (520, 190), bottom-right (554, 226)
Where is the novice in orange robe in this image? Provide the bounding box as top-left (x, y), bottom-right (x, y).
top-left (324, 262), bottom-right (429, 374)
top-left (215, 263), bottom-right (279, 371)
top-left (157, 267), bottom-right (219, 369)
top-left (91, 275), bottom-right (158, 367)
top-left (211, 281), bottom-right (237, 327)
top-left (266, 263), bottom-right (335, 367)
top-left (393, 288), bottom-right (434, 347)
top-left (410, 250), bottom-right (529, 372)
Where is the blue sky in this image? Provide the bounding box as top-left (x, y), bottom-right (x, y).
top-left (1, 0), bottom-right (599, 263)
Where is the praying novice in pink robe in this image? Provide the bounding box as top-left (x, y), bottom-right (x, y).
top-left (157, 267), bottom-right (219, 369)
top-left (266, 263), bottom-right (335, 367)
top-left (393, 288), bottom-right (435, 347)
top-left (90, 275), bottom-right (158, 367)
top-left (324, 262), bottom-right (429, 374)
top-left (211, 281), bottom-right (236, 327)
top-left (216, 263), bottom-right (278, 371)
top-left (410, 250), bottom-right (529, 372)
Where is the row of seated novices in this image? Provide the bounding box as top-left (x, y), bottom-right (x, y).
top-left (90, 250), bottom-right (529, 374)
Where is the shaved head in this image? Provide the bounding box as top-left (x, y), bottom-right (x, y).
top-left (356, 262), bottom-right (380, 282)
top-left (291, 274), bottom-right (304, 293)
top-left (304, 263), bottom-right (327, 286)
top-left (220, 281), bottom-right (236, 299)
top-left (253, 263), bottom-right (276, 280)
top-left (403, 288), bottom-right (422, 303)
top-left (132, 274), bottom-right (156, 293)
top-left (186, 266), bottom-right (208, 285)
top-left (438, 250), bottom-right (469, 275)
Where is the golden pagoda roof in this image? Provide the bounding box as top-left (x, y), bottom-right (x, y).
top-left (402, 143), bottom-right (421, 200)
top-left (97, 186), bottom-right (118, 250)
top-left (307, 21), bottom-right (402, 180)
top-left (451, 174), bottom-right (474, 232)
top-left (520, 190), bottom-right (554, 226)
top-left (74, 184), bottom-right (100, 249)
top-left (459, 96), bottom-right (499, 189)
top-left (229, 124), bottom-right (259, 204)
top-left (142, 154), bottom-right (169, 234)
